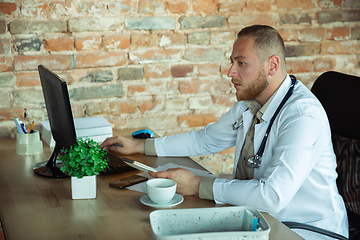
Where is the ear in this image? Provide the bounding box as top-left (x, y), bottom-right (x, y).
top-left (267, 55), bottom-right (280, 77)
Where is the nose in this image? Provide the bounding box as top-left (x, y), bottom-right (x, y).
top-left (227, 63), bottom-right (237, 78)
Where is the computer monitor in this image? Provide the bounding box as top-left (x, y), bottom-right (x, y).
top-left (33, 65), bottom-right (76, 178)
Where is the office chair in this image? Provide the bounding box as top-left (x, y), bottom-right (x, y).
top-left (283, 71), bottom-right (360, 240)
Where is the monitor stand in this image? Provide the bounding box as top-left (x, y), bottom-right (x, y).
top-left (33, 146), bottom-right (69, 178)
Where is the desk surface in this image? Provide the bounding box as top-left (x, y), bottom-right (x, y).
top-left (0, 129), bottom-right (303, 240)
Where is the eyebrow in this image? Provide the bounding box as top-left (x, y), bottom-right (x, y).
top-left (230, 55), bottom-right (247, 61)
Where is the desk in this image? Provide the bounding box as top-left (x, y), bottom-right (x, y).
top-left (0, 129), bottom-right (303, 240)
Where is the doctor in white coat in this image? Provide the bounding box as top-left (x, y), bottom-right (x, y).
top-left (102, 25), bottom-right (348, 239)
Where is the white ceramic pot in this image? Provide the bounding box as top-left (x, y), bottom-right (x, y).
top-left (71, 175), bottom-right (97, 199)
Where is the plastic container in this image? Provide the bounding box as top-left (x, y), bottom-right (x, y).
top-left (150, 206), bottom-right (270, 240)
top-left (16, 131), bottom-right (43, 155)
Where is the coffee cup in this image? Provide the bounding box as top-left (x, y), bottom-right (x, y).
top-left (146, 178), bottom-right (176, 204)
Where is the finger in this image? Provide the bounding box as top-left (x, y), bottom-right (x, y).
top-left (101, 136), bottom-right (121, 148)
top-left (149, 170), bottom-right (170, 179)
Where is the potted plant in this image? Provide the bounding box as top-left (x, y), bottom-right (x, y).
top-left (59, 137), bottom-right (108, 199)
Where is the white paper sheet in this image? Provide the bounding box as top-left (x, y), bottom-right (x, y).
top-left (126, 163), bottom-right (217, 193)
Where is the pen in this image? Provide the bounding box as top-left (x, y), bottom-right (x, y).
top-left (14, 118), bottom-right (24, 134)
top-left (113, 143), bottom-right (124, 147)
top-left (20, 123), bottom-right (27, 134)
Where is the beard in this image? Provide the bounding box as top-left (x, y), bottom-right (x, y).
top-left (236, 68), bottom-right (269, 102)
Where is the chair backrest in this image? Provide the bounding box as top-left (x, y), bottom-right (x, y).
top-left (311, 71), bottom-right (360, 235)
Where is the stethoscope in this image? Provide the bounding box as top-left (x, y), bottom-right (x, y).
top-left (232, 75), bottom-right (297, 168)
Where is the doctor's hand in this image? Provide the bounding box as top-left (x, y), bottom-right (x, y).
top-left (149, 168), bottom-right (202, 196)
top-left (101, 136), bottom-right (145, 155)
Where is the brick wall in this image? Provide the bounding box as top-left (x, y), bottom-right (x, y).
top-left (1, 0), bottom-right (359, 175)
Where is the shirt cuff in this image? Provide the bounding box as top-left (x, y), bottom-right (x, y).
top-left (144, 138), bottom-right (157, 156)
top-left (199, 176), bottom-right (216, 200)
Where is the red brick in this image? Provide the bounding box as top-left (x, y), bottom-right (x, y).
top-left (128, 85), bottom-right (146, 94)
top-left (110, 102), bottom-right (137, 114)
top-left (199, 79), bottom-right (231, 93)
top-left (144, 64), bottom-right (171, 79)
top-left (276, 0), bottom-right (313, 10)
top-left (16, 72), bottom-right (41, 87)
top-left (172, 65), bottom-right (195, 78)
top-left (103, 35), bottom-right (130, 50)
top-left (44, 37), bottom-right (74, 51)
top-left (129, 49), bottom-right (182, 64)
top-left (48, 2), bottom-right (73, 16)
top-left (314, 57), bottom-right (336, 72)
top-left (229, 13), bottom-right (277, 28)
top-left (130, 34), bottom-right (158, 49)
top-left (317, 0), bottom-right (342, 8)
top-left (75, 37), bottom-right (101, 51)
top-left (245, 0), bottom-right (271, 11)
top-left (0, 108), bottom-right (25, 121)
top-left (220, 62), bottom-right (230, 76)
top-left (193, 0), bottom-right (218, 13)
top-left (0, 2), bottom-right (17, 15)
top-left (279, 30), bottom-right (298, 42)
top-left (159, 33), bottom-right (185, 47)
top-left (14, 55), bottom-right (71, 71)
top-left (165, 0), bottom-right (188, 13)
top-left (326, 27), bottom-right (350, 41)
top-left (286, 59), bottom-right (314, 73)
top-left (299, 28), bottom-right (326, 43)
top-left (198, 63), bottom-right (220, 76)
top-left (22, 3), bottom-right (50, 18)
top-left (139, 97), bottom-right (162, 114)
top-left (179, 80), bottom-right (199, 94)
top-left (139, 0), bottom-right (164, 13)
top-left (75, 52), bottom-right (127, 68)
top-left (219, 1), bottom-right (244, 12)
top-left (212, 94), bottom-right (236, 107)
top-left (179, 113), bottom-right (218, 127)
top-left (108, 0), bottom-right (135, 14)
top-left (321, 41), bottom-right (360, 54)
top-left (0, 57), bottom-right (12, 72)
top-left (111, 119), bottom-right (127, 129)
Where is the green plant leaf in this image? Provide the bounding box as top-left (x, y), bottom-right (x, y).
top-left (58, 137), bottom-right (109, 178)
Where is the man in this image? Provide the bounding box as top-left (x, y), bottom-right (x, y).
top-left (102, 25), bottom-right (348, 239)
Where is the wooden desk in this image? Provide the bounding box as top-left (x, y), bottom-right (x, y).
top-left (0, 129), bottom-right (303, 240)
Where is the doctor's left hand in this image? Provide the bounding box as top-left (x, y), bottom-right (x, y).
top-left (149, 168), bottom-right (202, 196)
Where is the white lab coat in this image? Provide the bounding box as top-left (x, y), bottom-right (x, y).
top-left (154, 75), bottom-right (348, 239)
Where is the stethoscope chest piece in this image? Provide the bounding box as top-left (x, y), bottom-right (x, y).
top-left (247, 155), bottom-right (261, 168)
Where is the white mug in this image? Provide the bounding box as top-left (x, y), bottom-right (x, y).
top-left (146, 178), bottom-right (176, 204)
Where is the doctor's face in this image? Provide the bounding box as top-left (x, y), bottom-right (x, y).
top-left (228, 37), bottom-right (269, 102)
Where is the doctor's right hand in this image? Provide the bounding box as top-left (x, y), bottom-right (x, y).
top-left (101, 136), bottom-right (146, 155)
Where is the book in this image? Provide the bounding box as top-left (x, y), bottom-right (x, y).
top-left (40, 117), bottom-right (113, 147)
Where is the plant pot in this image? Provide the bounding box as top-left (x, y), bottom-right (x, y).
top-left (71, 175), bottom-right (97, 199)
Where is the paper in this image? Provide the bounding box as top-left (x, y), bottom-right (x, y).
top-left (127, 163), bottom-right (217, 193)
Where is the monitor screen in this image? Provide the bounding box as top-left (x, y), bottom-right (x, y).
top-left (33, 65), bottom-right (76, 178)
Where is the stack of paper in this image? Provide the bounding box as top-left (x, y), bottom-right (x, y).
top-left (40, 117), bottom-right (113, 147)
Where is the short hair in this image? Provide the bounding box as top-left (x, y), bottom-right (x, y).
top-left (237, 25), bottom-right (286, 71)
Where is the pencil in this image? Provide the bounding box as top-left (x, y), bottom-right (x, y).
top-left (30, 121), bottom-right (34, 133)
top-left (27, 124), bottom-right (31, 134)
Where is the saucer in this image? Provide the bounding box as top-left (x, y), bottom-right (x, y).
top-left (140, 193), bottom-right (184, 208)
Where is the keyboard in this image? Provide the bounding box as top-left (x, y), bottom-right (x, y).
top-left (100, 153), bottom-right (137, 175)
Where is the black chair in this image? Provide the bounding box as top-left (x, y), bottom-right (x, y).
top-left (283, 71), bottom-right (360, 240)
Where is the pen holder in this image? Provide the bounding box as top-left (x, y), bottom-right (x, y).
top-left (16, 131), bottom-right (43, 155)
